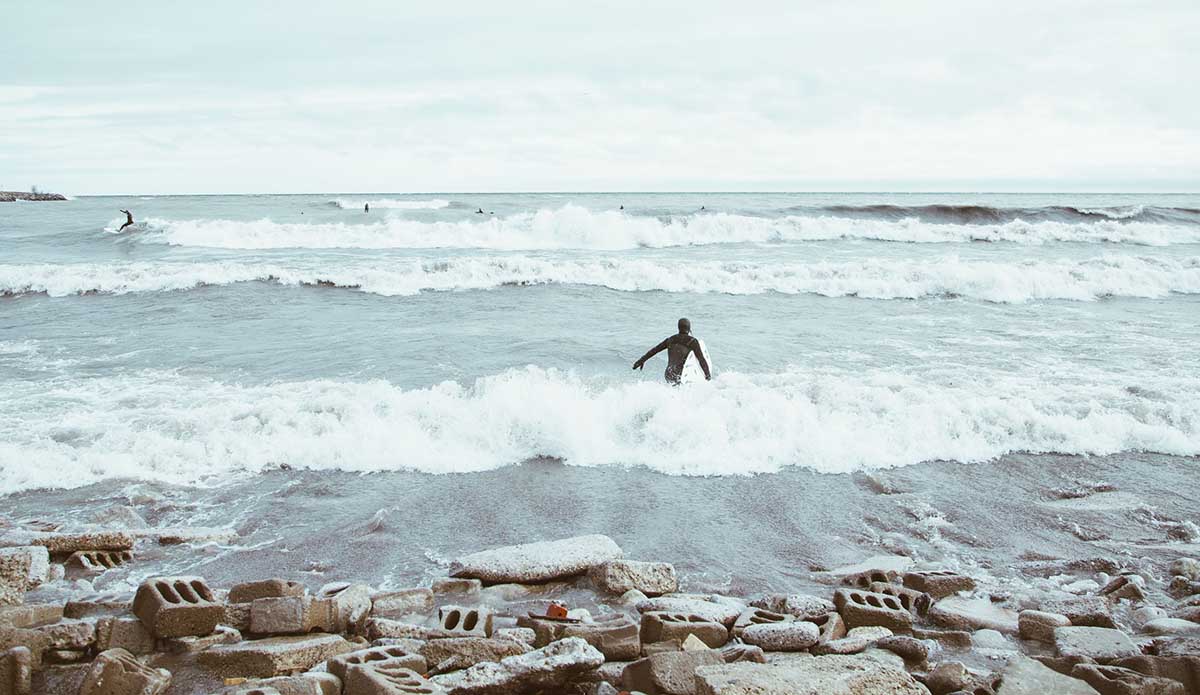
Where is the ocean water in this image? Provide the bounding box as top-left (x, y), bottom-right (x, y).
top-left (2, 192), bottom-right (1199, 495)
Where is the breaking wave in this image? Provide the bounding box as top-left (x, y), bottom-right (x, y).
top-left (129, 206), bottom-right (1200, 250)
top-left (4, 255), bottom-right (1199, 303)
top-left (799, 204), bottom-right (1200, 226)
top-left (1, 365), bottom-right (1195, 493)
top-left (330, 198), bottom-right (450, 210)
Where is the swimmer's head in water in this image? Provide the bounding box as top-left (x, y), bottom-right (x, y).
top-left (678, 317), bottom-right (691, 334)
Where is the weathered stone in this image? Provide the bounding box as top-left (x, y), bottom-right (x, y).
top-left (367, 618), bottom-right (454, 641)
top-left (1171, 559), bottom-right (1200, 582)
top-left (0, 604), bottom-right (63, 628)
top-left (868, 582), bottom-right (932, 616)
top-left (225, 603), bottom-right (253, 632)
top-left (63, 597), bottom-right (131, 620)
top-left (198, 633), bottom-right (355, 678)
top-left (492, 627), bottom-right (535, 645)
top-left (693, 653), bottom-right (927, 695)
top-left (929, 596), bottom-right (1019, 634)
top-left (840, 568), bottom-right (900, 589)
top-left (229, 579), bottom-right (306, 604)
top-left (834, 589), bottom-right (912, 633)
top-left (28, 531), bottom-right (135, 554)
top-left (251, 596), bottom-right (313, 635)
top-left (640, 613), bottom-right (729, 649)
top-left (421, 637), bottom-right (526, 672)
top-left (329, 644), bottom-right (429, 681)
top-left (432, 636), bottom-right (604, 694)
top-left (438, 605), bottom-right (492, 636)
top-left (1020, 610), bottom-right (1072, 643)
top-left (1142, 619), bottom-right (1200, 636)
top-left (1151, 636), bottom-right (1200, 657)
top-left (79, 648), bottom-right (171, 695)
top-left (637, 598), bottom-right (742, 628)
top-left (1071, 663), bottom-right (1185, 695)
top-left (806, 612), bottom-right (848, 643)
top-left (449, 535), bottom-right (622, 584)
top-left (996, 655), bottom-right (1099, 694)
top-left (1110, 655), bottom-right (1200, 694)
top-left (431, 578), bottom-right (482, 599)
top-left (741, 621), bottom-right (820, 651)
top-left (719, 644), bottom-right (766, 664)
top-left (623, 650), bottom-right (724, 695)
top-left (66, 550), bottom-right (133, 574)
top-left (558, 614), bottom-right (641, 661)
top-left (160, 624), bottom-right (241, 653)
top-left (33, 619), bottom-right (95, 650)
top-left (732, 609), bottom-right (788, 638)
top-left (1170, 606), bottom-right (1200, 623)
top-left (345, 663), bottom-right (444, 694)
top-left (0, 626), bottom-right (49, 669)
top-left (372, 589), bottom-right (435, 619)
top-left (314, 583), bottom-right (372, 634)
top-left (1167, 577), bottom-right (1200, 599)
top-left (132, 576), bottom-right (224, 638)
top-left (1, 646), bottom-right (32, 695)
top-left (0, 547), bottom-right (49, 595)
top-left (913, 627), bottom-right (973, 648)
top-left (1042, 596), bottom-right (1117, 628)
top-left (811, 626), bottom-right (891, 656)
top-left (1100, 575), bottom-right (1148, 603)
top-left (750, 594), bottom-right (837, 620)
top-left (45, 649), bottom-right (89, 664)
top-left (1055, 626), bottom-right (1140, 662)
top-left (926, 660), bottom-right (970, 694)
top-left (589, 560), bottom-right (678, 597)
top-left (876, 635), bottom-right (930, 664)
top-left (903, 570), bottom-right (976, 598)
top-left (233, 672), bottom-right (342, 695)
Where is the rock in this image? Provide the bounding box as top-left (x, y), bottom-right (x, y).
top-left (1100, 575), bottom-right (1148, 603)
top-left (1169, 606), bottom-right (1200, 623)
top-left (0, 626), bottom-right (49, 669)
top-left (1019, 610), bottom-right (1072, 643)
top-left (903, 570), bottom-right (976, 599)
top-left (329, 644), bottom-right (428, 680)
top-left (750, 594), bottom-right (836, 620)
top-left (1041, 596), bottom-right (1117, 628)
top-left (45, 649), bottom-right (89, 664)
top-left (198, 633), bottom-right (355, 678)
top-left (840, 568), bottom-right (901, 589)
top-left (449, 535), bottom-right (622, 584)
top-left (741, 621), bottom-right (820, 651)
top-left (421, 637), bottom-right (528, 671)
top-left (1109, 655), bottom-right (1200, 694)
top-left (1, 646), bottom-right (32, 695)
top-left (367, 618), bottom-right (455, 641)
top-left (346, 664), bottom-right (444, 694)
top-left (590, 560), bottom-right (678, 597)
top-left (811, 626), bottom-right (891, 656)
top-left (868, 582), bottom-right (932, 616)
top-left (1167, 577), bottom-right (1200, 598)
top-left (623, 650), bottom-right (724, 695)
top-left (229, 579), bottom-right (306, 604)
top-left (372, 588), bottom-right (435, 619)
top-left (432, 578), bottom-right (483, 599)
top-left (0, 547), bottom-right (49, 595)
top-left (640, 613), bottom-right (729, 649)
top-left (64, 597), bottom-right (131, 620)
top-left (79, 648), bottom-right (172, 695)
top-left (1071, 663), bottom-right (1185, 695)
top-left (681, 634), bottom-right (709, 652)
top-left (0, 191), bottom-right (68, 202)
top-left (693, 653), bottom-right (927, 694)
top-left (809, 612), bottom-right (849, 643)
top-left (997, 655), bottom-right (1099, 694)
top-left (34, 619), bottom-right (96, 650)
top-left (493, 627), bottom-right (535, 645)
top-left (1141, 619), bottom-right (1200, 636)
top-left (929, 596), bottom-right (1019, 634)
top-left (557, 614), bottom-right (642, 661)
top-left (621, 589), bottom-right (649, 606)
top-left (0, 604), bottom-right (63, 628)
top-left (432, 636), bottom-right (604, 694)
top-left (315, 583), bottom-right (372, 634)
top-left (135, 526), bottom-right (239, 545)
top-left (876, 635), bottom-right (930, 664)
top-left (26, 531), bottom-right (135, 554)
top-left (913, 627), bottom-right (973, 648)
top-left (732, 609), bottom-right (789, 638)
top-left (1055, 626), bottom-right (1140, 662)
top-left (132, 576), bottom-right (224, 638)
top-left (1171, 559), bottom-right (1200, 582)
top-left (637, 598), bottom-right (743, 628)
top-left (926, 661), bottom-right (970, 694)
top-left (232, 673), bottom-right (343, 695)
top-left (834, 589), bottom-right (913, 633)
top-left (159, 624), bottom-right (241, 653)
top-left (225, 603), bottom-right (252, 632)
top-left (438, 605), bottom-right (493, 636)
top-left (251, 596), bottom-right (317, 635)
top-left (719, 644), bottom-right (766, 664)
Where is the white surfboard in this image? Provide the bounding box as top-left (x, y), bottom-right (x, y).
top-left (680, 338), bottom-right (714, 383)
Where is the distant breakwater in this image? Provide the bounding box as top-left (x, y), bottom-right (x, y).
top-left (0, 191), bottom-right (67, 202)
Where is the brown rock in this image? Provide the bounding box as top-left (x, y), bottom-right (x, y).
top-left (198, 633), bottom-right (355, 678)
top-left (228, 579), bottom-right (305, 604)
top-left (1071, 663), bottom-right (1184, 695)
top-left (0, 604), bottom-right (63, 628)
top-left (132, 576), bottom-right (224, 638)
top-left (1019, 610), bottom-right (1072, 643)
top-left (834, 589), bottom-right (912, 633)
top-left (328, 643), bottom-right (428, 681)
top-left (29, 532), bottom-right (134, 554)
top-left (640, 613), bottom-right (729, 649)
top-left (371, 588), bottom-right (435, 619)
top-left (589, 560), bottom-right (678, 597)
top-left (903, 570), bottom-right (976, 598)
top-left (868, 581), bottom-right (932, 616)
top-left (1109, 655), bottom-right (1200, 694)
top-left (345, 663), bottom-right (445, 694)
top-left (79, 648), bottom-right (171, 695)
top-left (1, 646), bottom-right (32, 695)
top-left (421, 637), bottom-right (526, 672)
top-left (623, 649), bottom-right (724, 695)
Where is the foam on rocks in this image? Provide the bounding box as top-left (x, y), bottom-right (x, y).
top-left (431, 636), bottom-right (604, 694)
top-left (449, 535), bottom-right (622, 584)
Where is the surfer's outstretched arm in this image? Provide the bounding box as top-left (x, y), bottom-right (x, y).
top-left (632, 338), bottom-right (670, 370)
top-left (690, 339), bottom-right (712, 380)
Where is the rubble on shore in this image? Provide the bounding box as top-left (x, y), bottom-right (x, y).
top-left (3, 528), bottom-right (1200, 695)
top-left (0, 191), bottom-right (67, 202)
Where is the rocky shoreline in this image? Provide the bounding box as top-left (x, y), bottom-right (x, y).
top-left (2, 527), bottom-right (1199, 695)
top-left (0, 191), bottom-right (67, 202)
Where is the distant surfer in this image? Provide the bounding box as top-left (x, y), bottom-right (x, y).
top-left (476, 207), bottom-right (485, 214)
top-left (117, 209), bottom-right (134, 232)
top-left (364, 203), bottom-right (370, 213)
top-left (633, 318), bottom-right (711, 384)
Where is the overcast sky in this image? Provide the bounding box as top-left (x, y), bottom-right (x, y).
top-left (2, 1), bottom-right (1197, 194)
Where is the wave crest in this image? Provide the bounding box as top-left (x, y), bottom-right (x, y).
top-left (330, 198), bottom-right (450, 210)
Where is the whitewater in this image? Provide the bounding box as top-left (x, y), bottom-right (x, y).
top-left (3, 191), bottom-right (1200, 495)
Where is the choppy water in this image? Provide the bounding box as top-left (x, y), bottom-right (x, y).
top-left (2, 192), bottom-right (1199, 494)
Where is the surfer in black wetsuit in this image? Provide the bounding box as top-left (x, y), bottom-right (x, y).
top-left (633, 318), bottom-right (711, 384)
top-left (118, 210), bottom-right (134, 232)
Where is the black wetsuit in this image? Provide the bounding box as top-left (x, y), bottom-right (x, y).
top-left (636, 333), bottom-right (711, 384)
top-left (118, 211), bottom-right (134, 232)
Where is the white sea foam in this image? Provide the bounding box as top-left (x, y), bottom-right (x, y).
top-left (3, 255), bottom-right (1199, 303)
top-left (132, 205), bottom-right (1200, 250)
top-left (0, 365), bottom-right (1195, 494)
top-left (331, 198), bottom-right (450, 210)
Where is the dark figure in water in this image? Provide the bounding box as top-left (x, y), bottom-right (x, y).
top-left (633, 317), bottom-right (711, 384)
top-left (364, 203), bottom-right (370, 213)
top-left (118, 210), bottom-right (134, 231)
top-left (476, 208), bottom-right (485, 214)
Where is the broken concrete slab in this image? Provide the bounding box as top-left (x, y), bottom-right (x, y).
top-left (590, 560), bottom-right (678, 597)
top-left (929, 596), bottom-right (1019, 634)
top-left (198, 633), bottom-right (355, 678)
top-left (133, 576), bottom-right (224, 638)
top-left (996, 655), bottom-right (1099, 694)
top-left (79, 648), bottom-right (172, 695)
top-left (432, 636), bottom-right (604, 694)
top-left (1054, 626), bottom-right (1140, 662)
top-left (693, 653), bottom-right (927, 695)
top-left (449, 535), bottom-right (622, 584)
